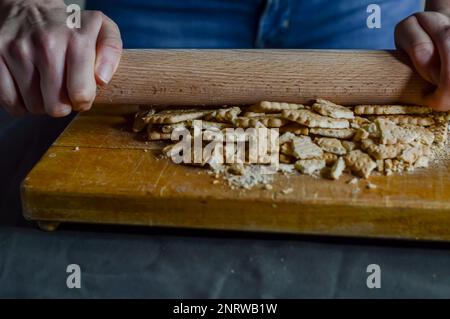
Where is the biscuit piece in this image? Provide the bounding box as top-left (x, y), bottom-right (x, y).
top-left (278, 163), bottom-right (296, 173)
top-left (278, 132), bottom-right (297, 145)
top-left (322, 152), bottom-right (338, 166)
top-left (243, 112), bottom-right (266, 118)
top-left (279, 142), bottom-right (293, 156)
top-left (376, 159), bottom-right (384, 172)
top-left (430, 121), bottom-right (448, 147)
top-left (368, 115), bottom-right (435, 127)
top-left (361, 122), bottom-right (381, 138)
top-left (291, 136), bottom-right (324, 159)
top-left (295, 159), bottom-right (326, 175)
top-left (279, 123), bottom-right (310, 135)
top-left (345, 150), bottom-right (377, 178)
top-left (353, 128), bottom-right (369, 142)
top-left (146, 109), bottom-right (211, 124)
top-left (312, 99), bottom-right (354, 119)
top-left (228, 163), bottom-right (246, 176)
top-left (342, 141), bottom-right (358, 152)
top-left (354, 122), bottom-right (380, 142)
top-left (202, 129), bottom-right (226, 142)
top-left (315, 137), bottom-right (347, 155)
top-left (330, 157), bottom-right (346, 180)
top-left (204, 107), bottom-right (241, 123)
top-left (147, 129), bottom-right (172, 140)
top-left (234, 115), bottom-right (288, 128)
top-left (398, 144), bottom-right (431, 164)
top-left (187, 120), bottom-right (231, 130)
top-left (279, 153), bottom-right (296, 164)
top-left (282, 109), bottom-right (350, 129)
top-left (414, 156), bottom-right (430, 168)
top-left (248, 101), bottom-right (304, 113)
top-left (361, 138), bottom-right (403, 160)
top-left (133, 110), bottom-right (156, 132)
top-left (384, 158), bottom-right (412, 174)
top-left (161, 122), bottom-right (189, 133)
top-left (354, 105), bottom-right (432, 115)
top-left (350, 116), bottom-right (371, 129)
top-left (376, 119), bottom-right (434, 145)
top-left (309, 128), bottom-right (355, 139)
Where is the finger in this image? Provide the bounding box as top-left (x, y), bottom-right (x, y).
top-left (416, 12), bottom-right (450, 110)
top-left (4, 39), bottom-right (45, 114)
top-left (94, 14), bottom-right (122, 85)
top-left (395, 15), bottom-right (440, 84)
top-left (66, 12), bottom-right (103, 111)
top-left (33, 31), bottom-right (72, 117)
top-left (0, 57), bottom-right (27, 116)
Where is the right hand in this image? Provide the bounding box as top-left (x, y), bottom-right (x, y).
top-left (0, 0), bottom-right (122, 117)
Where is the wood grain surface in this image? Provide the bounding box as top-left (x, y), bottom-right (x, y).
top-left (95, 49), bottom-right (432, 107)
top-left (21, 106), bottom-right (450, 240)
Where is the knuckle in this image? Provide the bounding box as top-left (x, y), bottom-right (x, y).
top-left (401, 14), bottom-right (418, 26)
top-left (32, 31), bottom-right (60, 63)
top-left (69, 33), bottom-right (94, 49)
top-left (33, 30), bottom-right (56, 49)
top-left (411, 41), bottom-right (435, 59)
top-left (438, 25), bottom-right (450, 43)
top-left (7, 39), bottom-right (30, 60)
top-left (89, 10), bottom-right (104, 22)
top-left (102, 37), bottom-right (123, 54)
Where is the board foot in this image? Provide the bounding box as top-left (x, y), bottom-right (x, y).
top-left (37, 221), bottom-right (60, 232)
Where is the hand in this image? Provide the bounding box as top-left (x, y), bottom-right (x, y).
top-left (395, 9), bottom-right (450, 111)
top-left (0, 0), bottom-right (122, 117)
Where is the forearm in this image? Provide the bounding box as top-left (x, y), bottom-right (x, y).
top-left (426, 0), bottom-right (450, 13)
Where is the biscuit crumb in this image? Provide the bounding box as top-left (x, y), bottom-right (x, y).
top-left (281, 188), bottom-right (293, 195)
top-left (366, 182), bottom-right (377, 190)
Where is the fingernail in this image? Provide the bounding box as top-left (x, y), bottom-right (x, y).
top-left (97, 63), bottom-right (114, 85)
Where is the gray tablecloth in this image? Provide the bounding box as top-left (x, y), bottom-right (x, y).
top-left (1, 109), bottom-right (450, 298)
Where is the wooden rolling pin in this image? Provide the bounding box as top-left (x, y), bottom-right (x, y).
top-left (95, 49), bottom-right (432, 106)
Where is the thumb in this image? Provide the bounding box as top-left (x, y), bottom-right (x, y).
top-left (95, 14), bottom-right (123, 85)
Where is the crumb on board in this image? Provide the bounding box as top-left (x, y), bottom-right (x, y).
top-left (281, 187), bottom-right (294, 195)
top-left (366, 182), bottom-right (377, 190)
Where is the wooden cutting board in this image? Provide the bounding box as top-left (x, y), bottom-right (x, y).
top-left (21, 104), bottom-right (450, 240)
top-left (20, 50), bottom-right (450, 240)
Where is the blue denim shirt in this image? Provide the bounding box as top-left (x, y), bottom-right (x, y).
top-left (87, 0), bottom-right (422, 49)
